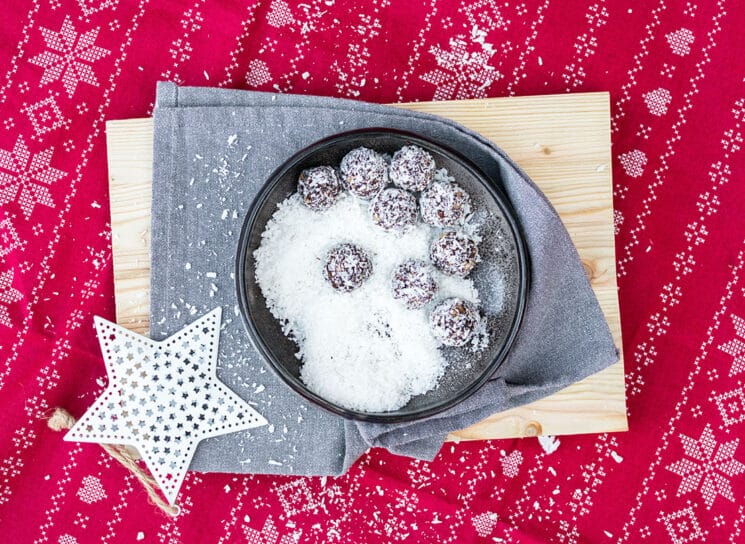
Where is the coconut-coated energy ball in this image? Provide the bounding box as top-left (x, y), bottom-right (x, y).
top-left (339, 147), bottom-right (388, 199)
top-left (370, 188), bottom-right (418, 233)
top-left (430, 298), bottom-right (481, 347)
top-left (420, 181), bottom-right (472, 227)
top-left (297, 166), bottom-right (343, 211)
top-left (323, 243), bottom-right (373, 292)
top-left (389, 145), bottom-right (436, 192)
top-left (429, 231), bottom-right (479, 277)
top-left (391, 260), bottom-right (438, 309)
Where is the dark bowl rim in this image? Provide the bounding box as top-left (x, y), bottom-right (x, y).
top-left (235, 127), bottom-right (529, 423)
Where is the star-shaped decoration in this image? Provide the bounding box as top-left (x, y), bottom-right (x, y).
top-left (65, 308), bottom-right (267, 505)
top-left (28, 16), bottom-right (110, 97)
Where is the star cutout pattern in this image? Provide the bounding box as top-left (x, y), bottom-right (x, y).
top-left (0, 135), bottom-right (66, 218)
top-left (719, 313), bottom-right (745, 376)
top-left (666, 424), bottom-right (745, 508)
top-left (29, 16), bottom-right (110, 97)
top-left (65, 308), bottom-right (268, 505)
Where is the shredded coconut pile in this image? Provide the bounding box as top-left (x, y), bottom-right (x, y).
top-left (254, 193), bottom-right (480, 412)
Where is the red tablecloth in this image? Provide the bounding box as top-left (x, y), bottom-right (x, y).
top-left (2, 1), bottom-right (744, 542)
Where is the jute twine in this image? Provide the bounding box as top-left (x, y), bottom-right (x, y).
top-left (46, 407), bottom-right (180, 517)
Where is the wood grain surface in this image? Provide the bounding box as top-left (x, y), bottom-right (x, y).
top-left (105, 92), bottom-right (627, 441)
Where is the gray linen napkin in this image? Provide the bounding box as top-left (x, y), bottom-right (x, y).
top-left (149, 82), bottom-right (618, 475)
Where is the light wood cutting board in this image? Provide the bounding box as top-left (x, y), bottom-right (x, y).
top-left (105, 92), bottom-right (627, 441)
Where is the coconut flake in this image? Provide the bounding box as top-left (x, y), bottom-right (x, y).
top-left (254, 193), bottom-right (480, 412)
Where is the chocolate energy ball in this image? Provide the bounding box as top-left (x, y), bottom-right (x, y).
top-left (339, 147), bottom-right (388, 199)
top-left (323, 243), bottom-right (373, 292)
top-left (391, 260), bottom-right (438, 309)
top-left (420, 181), bottom-right (472, 227)
top-left (429, 231), bottom-right (479, 277)
top-left (430, 298), bottom-right (481, 347)
top-left (389, 145), bottom-right (436, 192)
top-left (297, 166), bottom-right (343, 211)
top-left (370, 188), bottom-right (418, 233)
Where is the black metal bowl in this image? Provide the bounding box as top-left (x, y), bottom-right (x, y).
top-left (236, 128), bottom-right (529, 423)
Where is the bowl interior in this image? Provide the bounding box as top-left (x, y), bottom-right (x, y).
top-left (237, 129), bottom-right (527, 422)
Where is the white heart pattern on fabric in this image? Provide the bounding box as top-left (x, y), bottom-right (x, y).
top-left (77, 475), bottom-right (107, 504)
top-left (666, 28), bottom-right (694, 56)
top-left (619, 149), bottom-right (648, 178)
top-left (266, 0), bottom-right (294, 28)
top-left (246, 59), bottom-right (272, 87)
top-left (472, 512), bottom-right (499, 537)
top-left (644, 88), bottom-right (672, 116)
top-left (500, 450), bottom-right (523, 478)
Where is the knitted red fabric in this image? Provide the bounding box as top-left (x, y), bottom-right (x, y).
top-left (1, 1), bottom-right (744, 542)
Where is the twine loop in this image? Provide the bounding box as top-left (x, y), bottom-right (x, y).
top-left (46, 407), bottom-right (179, 517)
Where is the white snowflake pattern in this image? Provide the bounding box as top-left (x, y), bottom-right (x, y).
top-left (666, 424), bottom-right (745, 508)
top-left (719, 314), bottom-right (745, 376)
top-left (29, 16), bottom-right (110, 97)
top-left (0, 269), bottom-right (22, 328)
top-left (421, 37), bottom-right (501, 101)
top-left (0, 136), bottom-right (65, 218)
